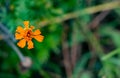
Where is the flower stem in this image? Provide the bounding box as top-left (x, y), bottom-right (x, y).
top-left (0, 23), bottom-right (25, 62)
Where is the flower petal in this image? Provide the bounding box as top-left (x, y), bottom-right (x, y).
top-left (27, 40), bottom-right (34, 49)
top-left (15, 33), bottom-right (23, 40)
top-left (33, 35), bottom-right (44, 42)
top-left (16, 26), bottom-right (24, 33)
top-left (33, 29), bottom-right (41, 35)
top-left (17, 39), bottom-right (26, 48)
top-left (24, 21), bottom-right (29, 28)
top-left (30, 26), bottom-right (35, 30)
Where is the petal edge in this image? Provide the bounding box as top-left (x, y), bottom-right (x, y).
top-left (27, 40), bottom-right (34, 49)
top-left (24, 21), bottom-right (29, 28)
top-left (34, 35), bottom-right (44, 42)
top-left (17, 39), bottom-right (26, 48)
top-left (33, 29), bottom-right (41, 35)
top-left (15, 33), bottom-right (23, 40)
top-left (16, 26), bottom-right (24, 33)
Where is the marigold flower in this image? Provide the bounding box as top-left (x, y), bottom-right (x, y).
top-left (15, 21), bottom-right (44, 49)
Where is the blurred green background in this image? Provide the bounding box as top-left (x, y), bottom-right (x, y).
top-left (1, 0), bottom-right (120, 78)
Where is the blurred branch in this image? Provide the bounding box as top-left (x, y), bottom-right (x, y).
top-left (76, 19), bottom-right (104, 72)
top-left (0, 23), bottom-right (16, 42)
top-left (89, 10), bottom-right (111, 29)
top-left (0, 23), bottom-right (24, 62)
top-left (77, 20), bottom-right (104, 57)
top-left (71, 44), bottom-right (78, 69)
top-left (70, 23), bottom-right (79, 69)
top-left (101, 48), bottom-right (120, 61)
top-left (4, 38), bottom-right (25, 62)
top-left (0, 23), bottom-right (32, 69)
top-left (62, 25), bottom-right (72, 78)
top-left (38, 1), bottom-right (120, 27)
top-left (87, 10), bottom-right (110, 68)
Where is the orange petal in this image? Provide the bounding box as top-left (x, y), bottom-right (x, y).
top-left (24, 21), bottom-right (29, 28)
top-left (17, 39), bottom-right (26, 48)
top-left (34, 35), bottom-right (44, 42)
top-left (27, 40), bottom-right (34, 49)
top-left (30, 26), bottom-right (35, 30)
top-left (15, 33), bottom-right (23, 40)
top-left (33, 29), bottom-right (41, 35)
top-left (16, 26), bottom-right (24, 33)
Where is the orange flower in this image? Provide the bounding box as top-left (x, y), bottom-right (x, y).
top-left (15, 21), bottom-right (44, 49)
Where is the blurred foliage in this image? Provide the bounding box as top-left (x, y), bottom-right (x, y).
top-left (1, 0), bottom-right (120, 78)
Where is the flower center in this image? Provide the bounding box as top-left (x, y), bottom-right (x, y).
top-left (24, 29), bottom-right (33, 41)
top-left (27, 30), bottom-right (32, 37)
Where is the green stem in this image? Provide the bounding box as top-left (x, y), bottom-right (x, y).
top-left (101, 48), bottom-right (120, 61)
top-left (38, 1), bottom-right (120, 27)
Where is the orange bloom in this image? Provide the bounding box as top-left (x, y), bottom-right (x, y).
top-left (15, 21), bottom-right (44, 49)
